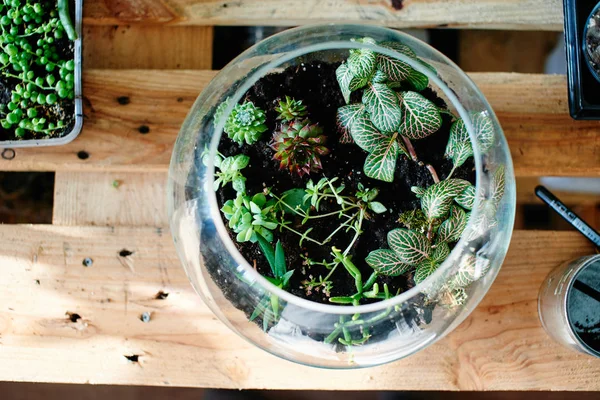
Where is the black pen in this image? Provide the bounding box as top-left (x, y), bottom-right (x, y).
top-left (535, 185), bottom-right (600, 248)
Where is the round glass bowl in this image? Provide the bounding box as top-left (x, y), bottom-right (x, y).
top-left (168, 24), bottom-right (516, 368)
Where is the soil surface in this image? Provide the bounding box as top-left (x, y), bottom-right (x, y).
top-left (214, 61), bottom-right (476, 305)
top-left (586, 8), bottom-right (600, 79)
top-left (0, 1), bottom-right (76, 142)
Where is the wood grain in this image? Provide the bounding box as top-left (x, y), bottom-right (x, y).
top-left (0, 71), bottom-right (596, 177)
top-left (0, 226), bottom-right (598, 390)
top-left (83, 25), bottom-right (214, 69)
top-left (83, 0), bottom-right (563, 31)
top-left (459, 31), bottom-right (560, 73)
top-left (52, 171), bottom-right (168, 227)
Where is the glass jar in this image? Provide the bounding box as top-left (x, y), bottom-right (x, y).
top-left (168, 24), bottom-right (516, 368)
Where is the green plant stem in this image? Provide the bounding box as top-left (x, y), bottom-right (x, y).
top-left (343, 208), bottom-right (365, 255)
top-left (278, 223), bottom-right (323, 246)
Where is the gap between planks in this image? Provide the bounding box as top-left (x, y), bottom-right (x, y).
top-left (0, 71), bottom-right (598, 177)
top-left (82, 0), bottom-right (563, 31)
top-left (0, 226), bottom-right (597, 390)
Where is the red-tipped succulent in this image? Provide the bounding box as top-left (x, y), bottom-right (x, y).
top-left (270, 119), bottom-right (329, 177)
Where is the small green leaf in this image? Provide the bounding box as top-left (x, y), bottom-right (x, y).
top-left (421, 179), bottom-right (471, 220)
top-left (368, 201), bottom-right (387, 214)
top-left (411, 186), bottom-right (426, 198)
top-left (251, 193), bottom-right (266, 207)
top-left (256, 233), bottom-right (276, 276)
top-left (349, 113), bottom-right (390, 153)
top-left (414, 259), bottom-right (439, 284)
top-left (455, 185), bottom-right (476, 210)
top-left (280, 188), bottom-right (310, 214)
top-left (232, 176), bottom-right (246, 193)
top-left (430, 242), bottom-right (450, 263)
top-left (363, 135), bottom-right (399, 182)
top-left (274, 241), bottom-right (286, 279)
top-left (437, 206), bottom-right (469, 243)
top-left (387, 228), bottom-right (431, 265)
top-left (329, 296), bottom-right (355, 304)
top-left (232, 154), bottom-right (250, 170)
top-left (366, 249), bottom-right (412, 276)
top-left (250, 296), bottom-right (269, 321)
top-left (362, 83), bottom-right (402, 133)
top-left (405, 69), bottom-right (429, 91)
top-left (397, 91), bottom-right (442, 140)
top-left (336, 63), bottom-right (354, 104)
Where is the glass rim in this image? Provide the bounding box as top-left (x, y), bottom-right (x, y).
top-left (205, 23), bottom-right (495, 314)
top-left (565, 254), bottom-right (600, 358)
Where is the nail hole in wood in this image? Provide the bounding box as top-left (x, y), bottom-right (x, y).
top-left (124, 355), bottom-right (139, 363)
top-left (1, 149), bottom-right (15, 160)
top-left (66, 312), bottom-right (82, 323)
top-left (117, 96), bottom-right (130, 105)
top-left (177, 97), bottom-right (183, 102)
top-left (77, 151), bottom-right (89, 160)
top-left (34, 279), bottom-right (40, 285)
top-left (155, 290), bottom-right (169, 300)
top-left (391, 0), bottom-right (404, 10)
top-left (119, 249), bottom-right (133, 257)
top-left (82, 257), bottom-right (93, 267)
top-left (138, 125), bottom-right (150, 134)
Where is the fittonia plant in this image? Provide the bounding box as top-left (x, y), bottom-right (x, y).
top-left (336, 38), bottom-right (444, 183)
top-left (211, 39), bottom-right (505, 341)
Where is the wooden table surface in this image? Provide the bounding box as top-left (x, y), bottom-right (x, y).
top-left (1, 0), bottom-right (600, 392)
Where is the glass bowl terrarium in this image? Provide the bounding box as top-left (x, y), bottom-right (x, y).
top-left (168, 24), bottom-right (516, 368)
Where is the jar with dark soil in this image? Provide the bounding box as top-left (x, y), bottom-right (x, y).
top-left (169, 25), bottom-right (516, 368)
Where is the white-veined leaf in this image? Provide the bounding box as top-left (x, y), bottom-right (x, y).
top-left (445, 119), bottom-right (474, 169)
top-left (337, 104), bottom-right (365, 133)
top-left (336, 63), bottom-right (354, 104)
top-left (387, 228), bottom-right (431, 265)
top-left (437, 206), bottom-right (468, 243)
top-left (371, 69), bottom-right (388, 83)
top-left (421, 179), bottom-right (471, 220)
top-left (411, 186), bottom-right (426, 198)
top-left (397, 91), bottom-right (442, 140)
top-left (455, 184), bottom-right (476, 210)
top-left (414, 259), bottom-right (439, 284)
top-left (348, 49), bottom-right (376, 82)
top-left (363, 135), bottom-right (399, 182)
top-left (490, 165), bottom-right (505, 207)
top-left (405, 69), bottom-right (429, 91)
top-left (362, 83), bottom-right (402, 133)
top-left (377, 54), bottom-right (412, 82)
top-left (465, 205), bottom-right (498, 241)
top-left (380, 41), bottom-right (417, 58)
top-left (430, 242), bottom-right (450, 263)
top-left (473, 112), bottom-right (495, 152)
top-left (350, 113), bottom-right (390, 153)
top-left (365, 249), bottom-right (412, 276)
top-left (440, 287), bottom-right (468, 307)
top-left (450, 255), bottom-right (477, 288)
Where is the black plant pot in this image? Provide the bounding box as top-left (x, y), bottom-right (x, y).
top-left (564, 0), bottom-right (600, 119)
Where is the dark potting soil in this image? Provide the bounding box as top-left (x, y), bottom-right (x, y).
top-left (213, 61), bottom-right (475, 307)
top-left (0, 2), bottom-right (76, 142)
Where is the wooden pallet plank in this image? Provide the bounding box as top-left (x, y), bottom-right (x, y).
top-left (52, 171), bottom-right (168, 227)
top-left (0, 71), bottom-right (597, 176)
top-left (459, 31), bottom-right (560, 73)
top-left (0, 226), bottom-right (597, 390)
top-left (83, 0), bottom-right (563, 31)
top-left (83, 25), bottom-right (214, 69)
